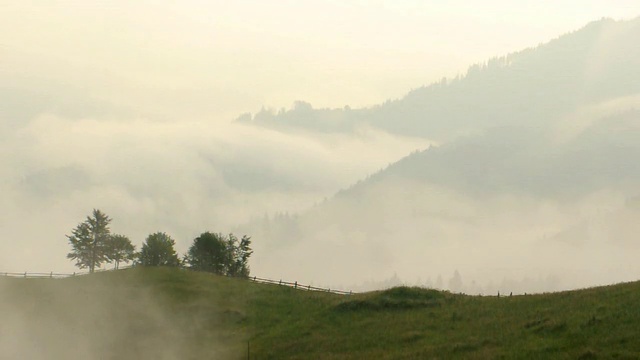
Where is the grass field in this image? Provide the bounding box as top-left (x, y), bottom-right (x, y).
top-left (1, 267), bottom-right (639, 359)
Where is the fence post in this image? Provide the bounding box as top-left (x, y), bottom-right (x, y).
top-left (294, 281), bottom-right (297, 289)
top-left (50, 272), bottom-right (53, 278)
top-left (279, 279), bottom-right (282, 285)
top-left (24, 272), bottom-right (27, 278)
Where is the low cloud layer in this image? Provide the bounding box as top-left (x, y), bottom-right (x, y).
top-left (2, 4), bottom-right (640, 296)
top-left (243, 102), bottom-right (640, 294)
top-left (247, 178), bottom-right (640, 294)
top-left (0, 112), bottom-right (428, 272)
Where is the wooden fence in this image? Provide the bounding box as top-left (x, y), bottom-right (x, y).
top-left (1, 265), bottom-right (134, 279)
top-left (249, 276), bottom-right (353, 295)
top-left (1, 271), bottom-right (80, 279)
top-left (1, 267), bottom-right (354, 295)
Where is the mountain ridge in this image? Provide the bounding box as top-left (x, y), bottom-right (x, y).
top-left (242, 17), bottom-right (640, 291)
top-left (239, 17), bottom-right (640, 141)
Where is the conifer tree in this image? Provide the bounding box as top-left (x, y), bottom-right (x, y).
top-left (66, 209), bottom-right (111, 272)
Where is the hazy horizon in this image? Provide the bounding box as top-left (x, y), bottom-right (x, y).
top-left (2, 2), bottom-right (640, 294)
top-left (3, 2), bottom-right (640, 119)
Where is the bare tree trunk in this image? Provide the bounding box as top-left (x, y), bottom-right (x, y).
top-left (91, 232), bottom-right (97, 273)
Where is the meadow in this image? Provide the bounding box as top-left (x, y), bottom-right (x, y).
top-left (2, 267), bottom-right (639, 359)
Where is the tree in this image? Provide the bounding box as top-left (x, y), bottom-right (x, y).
top-left (187, 232), bottom-right (228, 274)
top-left (66, 209), bottom-right (111, 273)
top-left (105, 234), bottom-right (136, 269)
top-left (139, 232), bottom-right (179, 267)
top-left (186, 232), bottom-right (252, 277)
top-left (226, 234), bottom-right (252, 277)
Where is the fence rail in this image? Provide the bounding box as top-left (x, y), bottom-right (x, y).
top-left (1, 265), bottom-right (134, 279)
top-left (249, 276), bottom-right (353, 295)
top-left (2, 272), bottom-right (77, 279)
top-left (1, 267), bottom-right (354, 295)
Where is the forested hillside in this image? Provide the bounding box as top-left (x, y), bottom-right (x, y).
top-left (240, 17), bottom-right (640, 293)
top-left (241, 18), bottom-right (640, 141)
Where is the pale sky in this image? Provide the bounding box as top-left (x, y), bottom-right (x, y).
top-left (2, 1), bottom-right (639, 121)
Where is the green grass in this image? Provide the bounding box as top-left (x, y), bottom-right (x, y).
top-left (2, 268), bottom-right (640, 359)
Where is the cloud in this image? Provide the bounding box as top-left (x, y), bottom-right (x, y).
top-left (242, 105), bottom-right (640, 293)
top-left (247, 176), bottom-right (640, 293)
top-left (0, 112), bottom-right (429, 272)
top-left (3, 2), bottom-right (640, 293)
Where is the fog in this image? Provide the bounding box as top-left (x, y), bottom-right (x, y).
top-left (2, 2), bottom-right (640, 298)
top-left (246, 178), bottom-right (640, 294)
top-left (244, 96), bottom-right (640, 293)
top-left (0, 274), bottom-right (239, 359)
top-left (0, 116), bottom-right (427, 271)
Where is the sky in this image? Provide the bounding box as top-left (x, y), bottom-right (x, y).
top-left (1, 1), bottom-right (640, 287)
top-left (2, 1), bottom-right (639, 121)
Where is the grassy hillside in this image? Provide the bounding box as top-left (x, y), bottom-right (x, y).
top-left (2, 268), bottom-right (640, 359)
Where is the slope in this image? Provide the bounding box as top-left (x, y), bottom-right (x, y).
top-left (240, 17), bottom-right (640, 141)
top-left (2, 268), bottom-right (640, 359)
top-left (238, 17), bottom-right (640, 291)
top-left (242, 107), bottom-right (640, 291)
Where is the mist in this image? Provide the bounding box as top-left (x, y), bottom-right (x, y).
top-left (2, 2), bottom-right (640, 298)
top-left (246, 177), bottom-right (640, 294)
top-left (244, 99), bottom-right (640, 293)
top-left (0, 272), bottom-right (240, 359)
top-left (0, 115), bottom-right (427, 272)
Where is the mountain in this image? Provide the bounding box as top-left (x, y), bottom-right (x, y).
top-left (239, 17), bottom-right (640, 142)
top-left (241, 18), bottom-right (640, 292)
top-left (364, 109), bottom-right (640, 199)
top-left (247, 109), bottom-right (640, 292)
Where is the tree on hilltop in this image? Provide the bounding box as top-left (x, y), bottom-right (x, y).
top-left (139, 232), bottom-right (180, 267)
top-left (106, 234), bottom-right (136, 269)
top-left (66, 209), bottom-right (111, 273)
top-left (187, 232), bottom-right (228, 274)
top-left (186, 232), bottom-right (252, 277)
top-left (226, 233), bottom-right (253, 277)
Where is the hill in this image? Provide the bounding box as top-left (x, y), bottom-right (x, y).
top-left (238, 17), bottom-right (640, 291)
top-left (2, 268), bottom-right (640, 359)
top-left (241, 108), bottom-right (640, 291)
top-left (239, 17), bottom-right (640, 142)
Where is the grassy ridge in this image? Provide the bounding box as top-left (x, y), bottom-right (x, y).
top-left (2, 268), bottom-right (640, 359)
